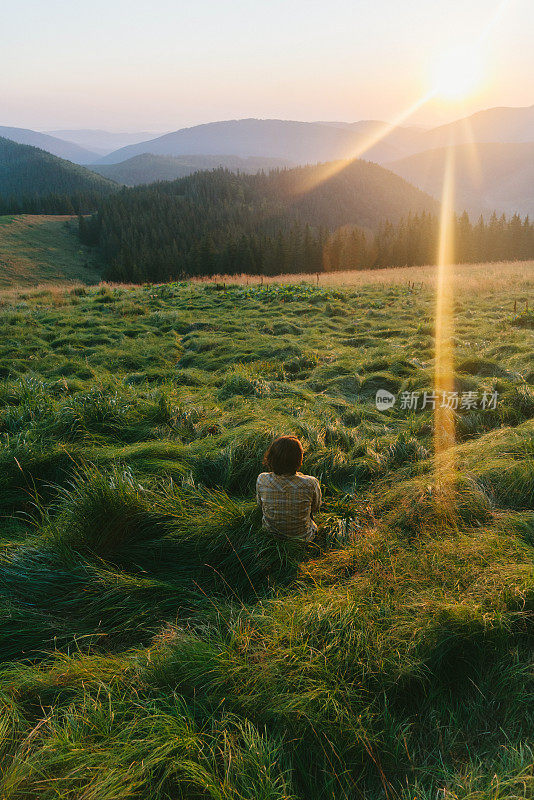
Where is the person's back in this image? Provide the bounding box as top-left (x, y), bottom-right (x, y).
top-left (256, 436), bottom-right (321, 542)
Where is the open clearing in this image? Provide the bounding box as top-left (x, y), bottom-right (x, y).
top-left (0, 262), bottom-right (532, 798)
top-left (0, 214), bottom-right (103, 287)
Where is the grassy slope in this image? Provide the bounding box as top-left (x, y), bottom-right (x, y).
top-left (0, 264), bottom-right (532, 799)
top-left (0, 215), bottom-right (103, 286)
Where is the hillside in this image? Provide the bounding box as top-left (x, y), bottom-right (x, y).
top-left (388, 142), bottom-right (534, 217)
top-left (0, 137), bottom-right (117, 210)
top-left (90, 152), bottom-right (295, 185)
top-left (84, 159), bottom-right (440, 281)
top-left (0, 125), bottom-right (99, 163)
top-left (285, 159), bottom-right (439, 227)
top-left (0, 215), bottom-right (103, 286)
top-left (0, 268), bottom-right (532, 798)
top-left (95, 118), bottom-right (429, 166)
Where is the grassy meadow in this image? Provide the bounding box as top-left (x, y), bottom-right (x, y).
top-left (0, 262), bottom-right (533, 799)
top-left (0, 215), bottom-right (103, 287)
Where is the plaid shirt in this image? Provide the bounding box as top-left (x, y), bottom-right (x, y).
top-left (256, 471), bottom-right (321, 541)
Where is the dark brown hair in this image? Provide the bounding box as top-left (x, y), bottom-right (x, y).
top-left (263, 436), bottom-right (303, 475)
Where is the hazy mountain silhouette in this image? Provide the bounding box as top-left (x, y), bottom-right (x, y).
top-left (95, 118), bottom-right (428, 166)
top-left (388, 142), bottom-right (534, 217)
top-left (422, 105), bottom-right (534, 148)
top-left (95, 107), bottom-right (534, 169)
top-left (0, 126), bottom-right (99, 164)
top-left (90, 153), bottom-right (294, 185)
top-left (48, 129), bottom-right (169, 156)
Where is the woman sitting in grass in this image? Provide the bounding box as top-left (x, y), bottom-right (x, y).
top-left (256, 436), bottom-right (321, 542)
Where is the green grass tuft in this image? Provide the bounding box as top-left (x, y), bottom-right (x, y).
top-left (0, 272), bottom-right (532, 798)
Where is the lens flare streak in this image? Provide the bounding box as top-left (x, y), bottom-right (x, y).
top-left (289, 92), bottom-right (436, 197)
top-left (434, 143), bottom-right (457, 469)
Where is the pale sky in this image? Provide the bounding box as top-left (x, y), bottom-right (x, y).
top-left (1, 0), bottom-right (532, 132)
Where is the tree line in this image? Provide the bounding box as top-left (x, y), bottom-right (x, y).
top-left (0, 192), bottom-right (115, 216)
top-left (77, 168), bottom-right (534, 281)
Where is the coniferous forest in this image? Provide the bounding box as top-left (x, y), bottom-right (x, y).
top-left (78, 165), bottom-right (534, 281)
top-left (0, 136), bottom-right (117, 215)
top-left (0, 192), bottom-right (113, 216)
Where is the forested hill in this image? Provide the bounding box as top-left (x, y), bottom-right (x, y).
top-left (282, 159), bottom-right (439, 228)
top-left (81, 160), bottom-right (534, 281)
top-left (80, 159), bottom-right (441, 280)
top-left (0, 137), bottom-right (118, 213)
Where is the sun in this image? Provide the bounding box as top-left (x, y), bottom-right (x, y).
top-left (431, 46), bottom-right (484, 99)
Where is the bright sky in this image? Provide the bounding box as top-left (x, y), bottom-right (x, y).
top-left (1, 0), bottom-right (532, 131)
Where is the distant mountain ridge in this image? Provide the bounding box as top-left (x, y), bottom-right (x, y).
top-left (48, 129), bottom-right (169, 155)
top-left (94, 118), bottom-right (430, 166)
top-left (94, 106), bottom-right (534, 170)
top-left (90, 153), bottom-right (295, 185)
top-left (387, 142), bottom-right (534, 218)
top-left (0, 126), bottom-right (99, 164)
top-left (422, 105), bottom-right (534, 148)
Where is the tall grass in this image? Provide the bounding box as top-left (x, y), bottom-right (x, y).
top-left (0, 270), bottom-right (532, 798)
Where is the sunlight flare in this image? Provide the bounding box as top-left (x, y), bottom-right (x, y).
top-left (434, 143), bottom-right (457, 468)
top-left (431, 46), bottom-right (484, 100)
top-left (290, 91), bottom-right (435, 197)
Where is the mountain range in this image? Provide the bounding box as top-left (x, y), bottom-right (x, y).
top-left (0, 104), bottom-right (532, 217)
top-left (0, 134), bottom-right (437, 229)
top-left (422, 105), bottom-right (534, 148)
top-left (387, 142), bottom-right (534, 218)
top-left (85, 106), bottom-right (533, 217)
top-left (93, 118), bottom-right (429, 166)
top-left (92, 105), bottom-right (534, 166)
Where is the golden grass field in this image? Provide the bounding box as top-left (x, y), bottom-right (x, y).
top-left (196, 260), bottom-right (534, 293)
